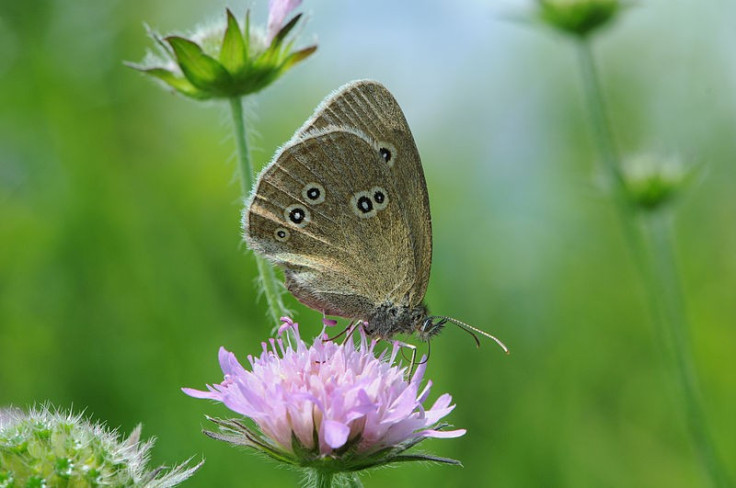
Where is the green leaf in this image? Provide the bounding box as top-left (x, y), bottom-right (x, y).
top-left (165, 36), bottom-right (232, 91)
top-left (270, 13), bottom-right (302, 49)
top-left (220, 9), bottom-right (246, 72)
top-left (386, 454), bottom-right (463, 466)
top-left (290, 431), bottom-right (318, 462)
top-left (126, 65), bottom-right (206, 99)
top-left (243, 10), bottom-right (251, 57)
top-left (279, 45), bottom-right (317, 73)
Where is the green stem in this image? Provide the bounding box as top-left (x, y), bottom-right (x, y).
top-left (229, 97), bottom-right (287, 326)
top-left (643, 213), bottom-right (732, 488)
top-left (576, 41), bottom-right (642, 256)
top-left (342, 473), bottom-right (363, 488)
top-left (576, 39), bottom-right (659, 309)
top-left (315, 471), bottom-right (334, 488)
top-left (306, 471), bottom-right (362, 488)
top-left (575, 40), bottom-right (732, 487)
top-left (229, 97), bottom-right (254, 194)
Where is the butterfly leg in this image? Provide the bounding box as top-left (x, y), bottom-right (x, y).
top-left (393, 339), bottom-right (430, 378)
top-left (323, 320), bottom-right (359, 343)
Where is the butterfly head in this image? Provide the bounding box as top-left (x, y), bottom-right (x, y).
top-left (417, 316), bottom-right (447, 342)
top-left (364, 302), bottom-right (430, 340)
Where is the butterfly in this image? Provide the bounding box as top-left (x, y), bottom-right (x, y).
top-left (244, 80), bottom-right (506, 350)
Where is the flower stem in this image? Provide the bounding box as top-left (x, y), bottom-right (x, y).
top-left (306, 471), bottom-right (362, 488)
top-left (229, 97), bottom-right (254, 194)
top-left (229, 97), bottom-right (287, 326)
top-left (342, 473), bottom-right (363, 488)
top-left (576, 41), bottom-right (640, 245)
top-left (642, 213), bottom-right (732, 488)
top-left (315, 471), bottom-right (334, 488)
top-left (575, 39), bottom-right (732, 487)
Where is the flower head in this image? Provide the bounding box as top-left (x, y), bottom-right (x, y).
top-left (128, 2), bottom-right (316, 99)
top-left (621, 153), bottom-right (692, 210)
top-left (536, 0), bottom-right (624, 37)
top-left (183, 318), bottom-right (465, 473)
top-left (0, 405), bottom-right (200, 487)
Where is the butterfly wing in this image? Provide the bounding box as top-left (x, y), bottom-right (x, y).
top-left (294, 80), bottom-right (432, 304)
top-left (244, 129), bottom-right (418, 319)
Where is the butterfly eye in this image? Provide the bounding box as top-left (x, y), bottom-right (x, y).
top-left (301, 182), bottom-right (325, 204)
top-left (371, 186), bottom-right (389, 211)
top-left (350, 191), bottom-right (377, 219)
top-left (377, 142), bottom-right (397, 167)
top-left (284, 204), bottom-right (311, 228)
top-left (274, 227), bottom-right (290, 242)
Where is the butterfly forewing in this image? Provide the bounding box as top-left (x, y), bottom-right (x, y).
top-left (294, 81), bottom-right (432, 304)
top-left (245, 129), bottom-right (417, 319)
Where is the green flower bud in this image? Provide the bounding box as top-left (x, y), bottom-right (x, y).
top-left (128, 6), bottom-right (316, 99)
top-left (621, 154), bottom-right (691, 211)
top-left (0, 406), bottom-right (201, 487)
top-left (536, 0), bottom-right (623, 37)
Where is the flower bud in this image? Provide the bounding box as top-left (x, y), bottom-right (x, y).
top-left (621, 154), bottom-right (691, 210)
top-left (536, 0), bottom-right (623, 37)
top-left (128, 4), bottom-right (316, 99)
top-left (0, 406), bottom-right (200, 487)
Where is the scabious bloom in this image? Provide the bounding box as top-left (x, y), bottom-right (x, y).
top-left (128, 1), bottom-right (316, 99)
top-left (536, 0), bottom-right (623, 37)
top-left (183, 318), bottom-right (465, 475)
top-left (0, 405), bottom-right (200, 487)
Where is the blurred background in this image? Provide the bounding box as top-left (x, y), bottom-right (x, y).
top-left (1, 0), bottom-right (735, 486)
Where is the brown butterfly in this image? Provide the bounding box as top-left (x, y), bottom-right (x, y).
top-left (244, 80), bottom-right (506, 350)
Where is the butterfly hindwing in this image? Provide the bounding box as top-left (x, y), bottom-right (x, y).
top-left (244, 129), bottom-right (417, 318)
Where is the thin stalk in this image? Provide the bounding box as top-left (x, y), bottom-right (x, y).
top-left (575, 39), bottom-right (732, 487)
top-left (643, 213), bottom-right (732, 488)
top-left (229, 97), bottom-right (287, 326)
top-left (576, 41), bottom-right (644, 263)
top-left (229, 97), bottom-right (254, 194)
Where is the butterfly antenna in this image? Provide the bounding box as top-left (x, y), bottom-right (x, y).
top-left (436, 316), bottom-right (510, 354)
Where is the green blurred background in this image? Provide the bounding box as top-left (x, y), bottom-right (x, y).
top-left (1, 0), bottom-right (735, 486)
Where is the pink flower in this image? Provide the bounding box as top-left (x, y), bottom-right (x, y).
top-left (183, 318), bottom-right (465, 471)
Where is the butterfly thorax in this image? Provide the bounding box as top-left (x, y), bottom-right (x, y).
top-left (365, 302), bottom-right (432, 340)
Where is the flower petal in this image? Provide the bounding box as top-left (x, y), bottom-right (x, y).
top-left (267, 0), bottom-right (302, 43)
top-left (181, 387), bottom-right (219, 400)
top-left (323, 419), bottom-right (351, 449)
top-left (422, 428), bottom-right (467, 439)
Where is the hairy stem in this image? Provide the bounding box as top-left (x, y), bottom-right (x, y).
top-left (342, 473), bottom-right (363, 488)
top-left (315, 471), bottom-right (334, 488)
top-left (229, 97), bottom-right (287, 326)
